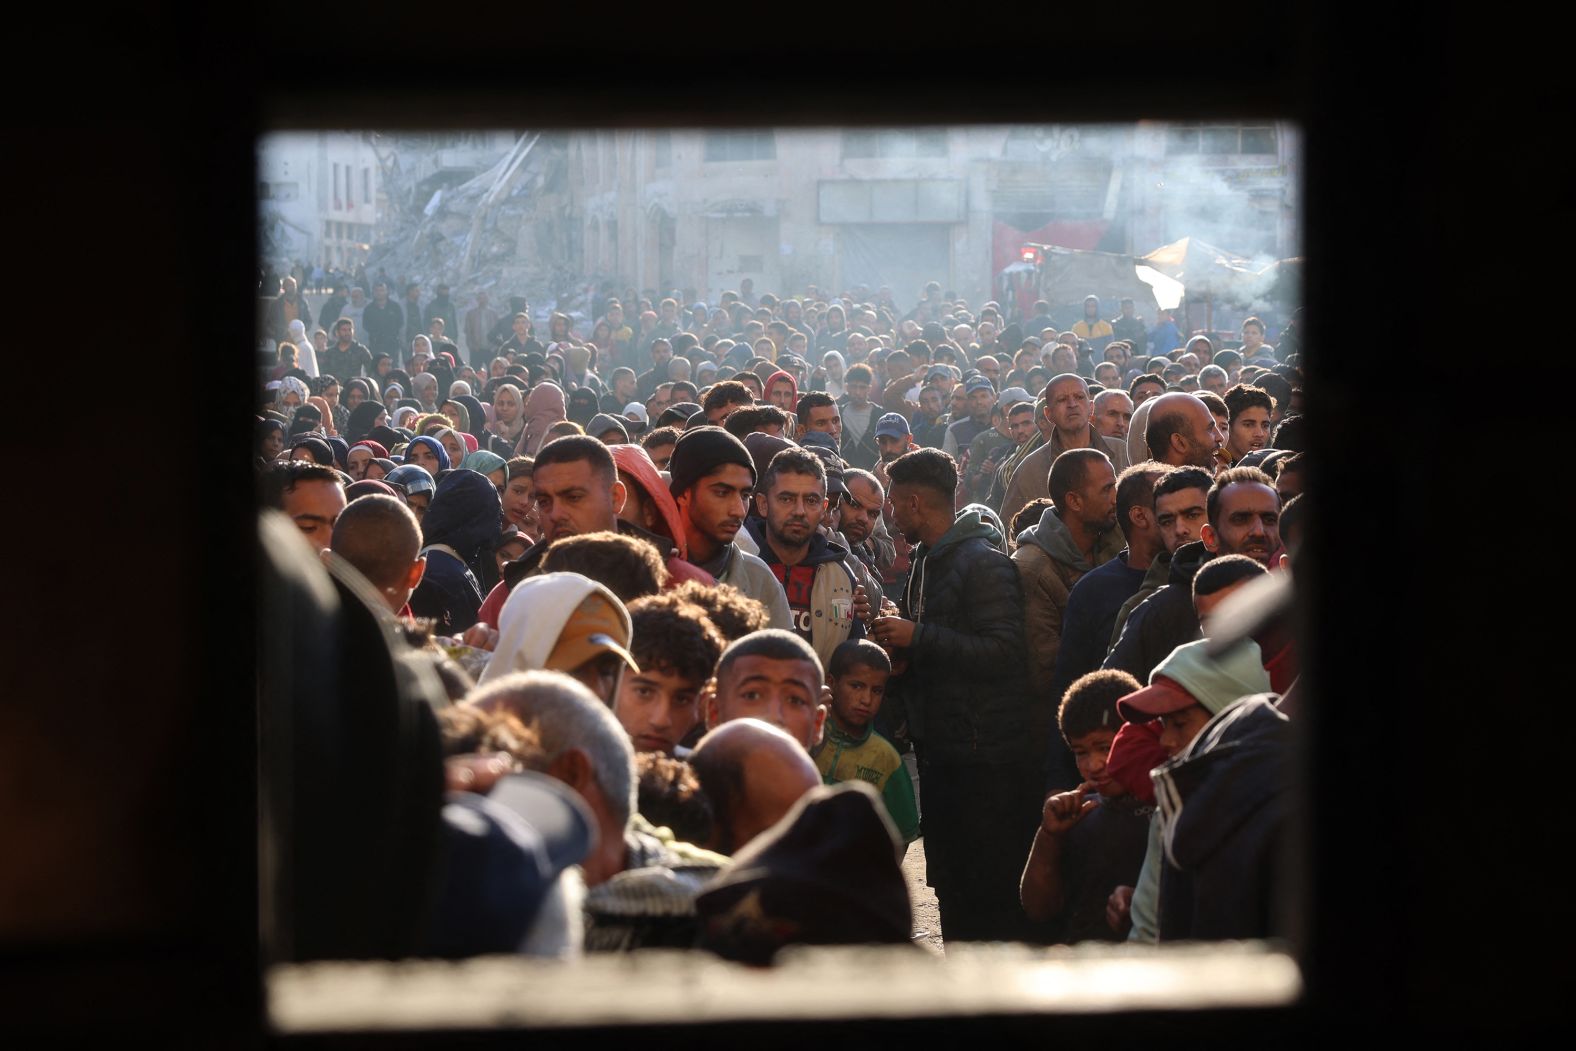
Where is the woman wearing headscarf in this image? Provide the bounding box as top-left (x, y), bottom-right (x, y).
top-left (288, 318), bottom-right (318, 378)
top-left (566, 386), bottom-right (600, 429)
top-left (371, 352), bottom-right (394, 383)
top-left (277, 375), bottom-right (311, 425)
top-left (255, 418), bottom-right (286, 469)
top-left (404, 434), bottom-right (450, 477)
top-left (288, 403), bottom-right (324, 439)
top-left (818, 349), bottom-right (846, 400)
top-left (449, 380), bottom-right (472, 400)
top-left (391, 405), bottom-right (420, 432)
top-left (306, 395), bottom-right (338, 437)
top-left (407, 468), bottom-right (503, 635)
top-left (461, 449), bottom-right (509, 497)
top-left (439, 399), bottom-right (471, 436)
top-left (411, 371), bottom-right (441, 413)
top-left (484, 382), bottom-right (526, 457)
top-left (345, 400), bottom-right (388, 445)
top-left (382, 382), bottom-right (405, 414)
top-left (345, 377), bottom-right (373, 413)
top-left (518, 381), bottom-right (566, 456)
top-left (430, 426), bottom-right (468, 471)
top-left (455, 392), bottom-right (489, 439)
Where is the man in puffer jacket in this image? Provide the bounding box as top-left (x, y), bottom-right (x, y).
top-left (1011, 448), bottom-right (1124, 786)
top-left (872, 448), bottom-right (1041, 943)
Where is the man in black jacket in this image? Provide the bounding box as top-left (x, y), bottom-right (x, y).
top-left (872, 448), bottom-right (1041, 943)
top-left (361, 282), bottom-right (403, 361)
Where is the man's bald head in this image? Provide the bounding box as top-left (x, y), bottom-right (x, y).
top-left (330, 494), bottom-right (425, 610)
top-left (1146, 391), bottom-right (1222, 468)
top-left (691, 718), bottom-right (821, 855)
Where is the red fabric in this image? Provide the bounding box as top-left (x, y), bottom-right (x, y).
top-left (766, 370), bottom-right (798, 410)
top-left (1105, 720), bottom-right (1168, 804)
top-left (351, 440), bottom-right (388, 458)
top-left (664, 556), bottom-right (714, 589)
top-left (461, 432), bottom-right (479, 453)
top-left (990, 218), bottom-right (1110, 276)
top-left (610, 444), bottom-right (692, 560)
top-left (476, 579), bottom-right (508, 630)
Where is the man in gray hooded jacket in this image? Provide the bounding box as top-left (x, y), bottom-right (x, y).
top-left (1012, 448), bottom-right (1124, 768)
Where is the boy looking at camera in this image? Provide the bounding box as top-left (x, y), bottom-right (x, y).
top-left (810, 640), bottom-right (919, 843)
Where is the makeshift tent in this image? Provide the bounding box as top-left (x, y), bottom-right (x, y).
top-left (1025, 244), bottom-right (1160, 316)
top-left (1139, 236), bottom-right (1263, 301)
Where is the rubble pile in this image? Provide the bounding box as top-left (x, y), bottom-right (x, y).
top-left (367, 133), bottom-right (577, 307)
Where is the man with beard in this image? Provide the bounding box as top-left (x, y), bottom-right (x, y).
top-left (1000, 375), bottom-right (1129, 526)
top-left (665, 426), bottom-right (792, 631)
top-left (1104, 466), bottom-right (1279, 682)
top-left (1144, 392), bottom-right (1226, 469)
top-left (1092, 389), bottom-right (1134, 443)
top-left (872, 448), bottom-right (1039, 942)
top-left (744, 448), bottom-right (867, 670)
top-left (1011, 449), bottom-right (1124, 777)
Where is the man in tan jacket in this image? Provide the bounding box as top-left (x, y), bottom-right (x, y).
top-left (1000, 374), bottom-right (1129, 526)
top-left (1009, 447), bottom-right (1123, 781)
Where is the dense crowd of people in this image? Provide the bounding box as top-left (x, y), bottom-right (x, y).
top-left (257, 270), bottom-right (1304, 962)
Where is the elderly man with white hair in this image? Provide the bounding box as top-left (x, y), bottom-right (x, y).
top-left (467, 669), bottom-right (727, 952)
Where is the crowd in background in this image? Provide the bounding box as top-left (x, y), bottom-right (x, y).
top-left (256, 267), bottom-right (1304, 961)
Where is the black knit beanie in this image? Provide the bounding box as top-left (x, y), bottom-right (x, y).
top-left (667, 425), bottom-right (756, 497)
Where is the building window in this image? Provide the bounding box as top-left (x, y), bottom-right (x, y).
top-left (1165, 127), bottom-right (1199, 154)
top-left (362, 168), bottom-right (370, 202)
top-left (1240, 127), bottom-right (1278, 155)
top-left (345, 163), bottom-right (353, 208)
top-left (259, 181), bottom-right (272, 200)
top-left (271, 182), bottom-right (298, 202)
top-left (332, 163), bottom-right (342, 209)
top-left (842, 128), bottom-right (948, 159)
top-left (1166, 124), bottom-right (1279, 156)
top-left (653, 131), bottom-right (672, 170)
top-left (704, 130), bottom-right (776, 162)
top-left (324, 220), bottom-right (333, 239)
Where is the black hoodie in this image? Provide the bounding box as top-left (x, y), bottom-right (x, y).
top-left (408, 469), bottom-right (503, 634)
top-left (1103, 540), bottom-right (1211, 682)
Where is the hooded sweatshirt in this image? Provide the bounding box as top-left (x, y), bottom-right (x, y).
top-left (477, 572), bottom-right (629, 686)
top-left (609, 444), bottom-right (691, 562)
top-left (897, 506), bottom-right (1034, 765)
top-left (1012, 505), bottom-right (1125, 690)
top-left (764, 370), bottom-right (798, 410)
top-left (408, 468), bottom-right (503, 634)
top-left (520, 382), bottom-right (567, 455)
top-left (1153, 694), bottom-right (1291, 942)
top-left (743, 517), bottom-right (864, 670)
top-left (288, 318), bottom-right (318, 378)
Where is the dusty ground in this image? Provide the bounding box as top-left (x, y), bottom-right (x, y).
top-left (901, 836), bottom-right (943, 954)
top-left (900, 753), bottom-right (944, 954)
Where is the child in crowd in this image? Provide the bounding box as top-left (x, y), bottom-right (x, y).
top-left (810, 640), bottom-right (919, 844)
top-left (1019, 669), bottom-right (1153, 943)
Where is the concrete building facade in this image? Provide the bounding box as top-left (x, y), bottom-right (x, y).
top-left (258, 132), bottom-right (383, 270)
top-left (562, 123), bottom-right (1298, 314)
